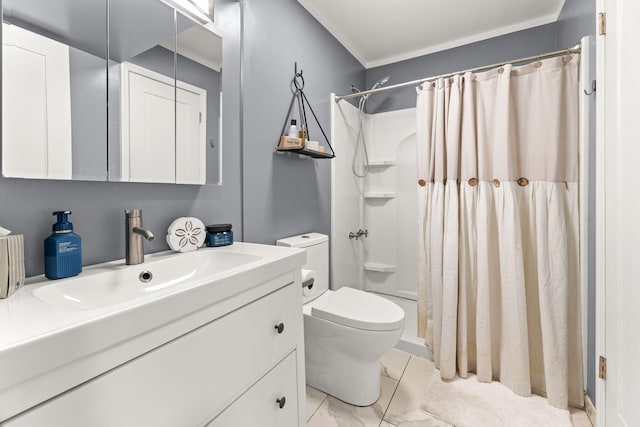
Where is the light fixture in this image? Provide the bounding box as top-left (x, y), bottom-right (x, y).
top-left (165, 0), bottom-right (214, 23)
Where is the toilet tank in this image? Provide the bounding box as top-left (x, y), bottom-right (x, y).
top-left (276, 233), bottom-right (329, 303)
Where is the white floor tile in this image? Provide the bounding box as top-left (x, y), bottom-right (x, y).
top-left (384, 356), bottom-right (436, 425)
top-left (308, 352), bottom-right (576, 427)
top-left (380, 349), bottom-right (411, 380)
top-left (570, 407), bottom-right (593, 427)
top-left (307, 375), bottom-right (398, 427)
top-left (384, 409), bottom-right (452, 427)
top-left (306, 386), bottom-right (328, 421)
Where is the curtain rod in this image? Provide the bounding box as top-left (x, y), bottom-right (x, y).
top-left (335, 43), bottom-right (582, 102)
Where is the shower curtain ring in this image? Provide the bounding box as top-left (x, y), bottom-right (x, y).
top-left (534, 55), bottom-right (542, 68)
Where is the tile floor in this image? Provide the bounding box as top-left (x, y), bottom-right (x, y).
top-left (305, 349), bottom-right (593, 427)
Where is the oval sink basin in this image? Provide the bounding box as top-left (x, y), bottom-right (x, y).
top-left (33, 250), bottom-right (262, 311)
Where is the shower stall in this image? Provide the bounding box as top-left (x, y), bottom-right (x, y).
top-left (330, 93), bottom-right (431, 359)
top-left (330, 38), bottom-right (594, 386)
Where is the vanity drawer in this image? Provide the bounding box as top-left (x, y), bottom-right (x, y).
top-left (5, 282), bottom-right (301, 426)
top-left (208, 351), bottom-right (298, 427)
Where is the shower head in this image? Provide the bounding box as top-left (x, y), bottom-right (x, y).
top-left (351, 85), bottom-right (361, 94)
top-left (360, 76), bottom-right (390, 103)
top-left (370, 75), bottom-right (390, 91)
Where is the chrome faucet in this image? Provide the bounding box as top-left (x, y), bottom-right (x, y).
top-left (125, 209), bottom-right (155, 265)
top-left (348, 229), bottom-right (369, 240)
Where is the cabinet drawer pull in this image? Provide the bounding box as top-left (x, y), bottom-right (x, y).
top-left (274, 323), bottom-right (285, 334)
top-left (276, 396), bottom-right (286, 409)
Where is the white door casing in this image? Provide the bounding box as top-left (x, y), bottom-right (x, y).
top-left (597, 0), bottom-right (640, 426)
top-left (121, 62), bottom-right (206, 184)
top-left (2, 23), bottom-right (72, 180)
top-left (176, 86), bottom-right (206, 185)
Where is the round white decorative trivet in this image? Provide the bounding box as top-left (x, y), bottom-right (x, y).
top-left (166, 217), bottom-right (206, 252)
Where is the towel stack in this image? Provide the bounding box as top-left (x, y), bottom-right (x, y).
top-left (0, 235), bottom-right (25, 298)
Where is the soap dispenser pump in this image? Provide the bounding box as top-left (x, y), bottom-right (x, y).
top-left (44, 211), bottom-right (82, 279)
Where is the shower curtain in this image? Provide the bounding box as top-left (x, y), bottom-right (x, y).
top-left (416, 55), bottom-right (584, 409)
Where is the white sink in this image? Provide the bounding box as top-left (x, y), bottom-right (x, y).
top-left (33, 250), bottom-right (262, 311)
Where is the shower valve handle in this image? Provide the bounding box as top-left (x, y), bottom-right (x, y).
top-left (348, 229), bottom-right (369, 240)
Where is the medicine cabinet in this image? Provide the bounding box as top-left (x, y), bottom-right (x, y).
top-left (1, 0), bottom-right (226, 185)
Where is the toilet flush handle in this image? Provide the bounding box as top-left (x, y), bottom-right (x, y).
top-left (276, 396), bottom-right (286, 409)
top-left (275, 323), bottom-right (285, 334)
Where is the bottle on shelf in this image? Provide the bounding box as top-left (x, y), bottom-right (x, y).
top-left (280, 119), bottom-right (304, 150)
top-left (287, 119), bottom-right (299, 138)
top-left (298, 123), bottom-right (307, 143)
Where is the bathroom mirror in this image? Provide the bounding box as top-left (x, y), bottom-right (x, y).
top-left (107, 0), bottom-right (178, 183)
top-left (1, 0), bottom-right (108, 181)
top-left (1, 0), bottom-right (225, 185)
top-left (175, 12), bottom-right (223, 185)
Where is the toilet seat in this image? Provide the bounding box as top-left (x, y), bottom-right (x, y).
top-left (310, 287), bottom-right (404, 332)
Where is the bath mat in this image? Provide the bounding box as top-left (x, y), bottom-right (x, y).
top-left (421, 370), bottom-right (572, 427)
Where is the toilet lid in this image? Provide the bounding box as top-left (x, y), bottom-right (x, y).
top-left (311, 287), bottom-right (405, 331)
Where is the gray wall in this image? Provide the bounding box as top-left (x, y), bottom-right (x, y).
top-left (0, 0), bottom-right (242, 276)
top-left (364, 0), bottom-right (597, 405)
top-left (557, 0), bottom-right (596, 49)
top-left (240, 0), bottom-right (365, 245)
top-left (70, 48), bottom-right (108, 181)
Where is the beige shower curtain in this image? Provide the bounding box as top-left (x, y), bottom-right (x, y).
top-left (416, 55), bottom-right (584, 409)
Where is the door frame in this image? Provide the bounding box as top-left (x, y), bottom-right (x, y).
top-left (120, 61), bottom-right (206, 183)
top-left (595, 0), bottom-right (606, 425)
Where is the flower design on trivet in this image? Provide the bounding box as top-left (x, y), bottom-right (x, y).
top-left (174, 220), bottom-right (203, 248)
top-left (166, 217), bottom-right (206, 252)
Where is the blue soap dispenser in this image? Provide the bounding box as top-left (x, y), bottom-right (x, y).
top-left (44, 211), bottom-right (82, 280)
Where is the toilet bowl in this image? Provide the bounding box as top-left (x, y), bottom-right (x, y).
top-left (276, 233), bottom-right (405, 406)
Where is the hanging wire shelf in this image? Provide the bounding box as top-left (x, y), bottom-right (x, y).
top-left (276, 63), bottom-right (335, 159)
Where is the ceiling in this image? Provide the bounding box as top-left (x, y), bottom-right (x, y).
top-left (296, 0), bottom-right (565, 69)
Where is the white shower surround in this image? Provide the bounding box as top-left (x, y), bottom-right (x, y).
top-left (331, 95), bottom-right (424, 356)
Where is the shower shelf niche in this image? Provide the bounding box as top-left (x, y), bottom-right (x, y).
top-left (363, 192), bottom-right (395, 199)
top-left (364, 262), bottom-right (396, 273)
top-left (368, 160), bottom-right (396, 167)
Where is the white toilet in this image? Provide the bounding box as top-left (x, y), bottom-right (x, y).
top-left (277, 233), bottom-right (405, 406)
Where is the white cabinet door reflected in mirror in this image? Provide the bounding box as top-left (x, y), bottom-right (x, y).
top-left (120, 63), bottom-right (206, 184)
top-left (2, 23), bottom-right (72, 180)
top-left (176, 84), bottom-right (207, 184)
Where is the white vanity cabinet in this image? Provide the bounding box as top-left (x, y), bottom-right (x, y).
top-left (2, 257), bottom-right (306, 427)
